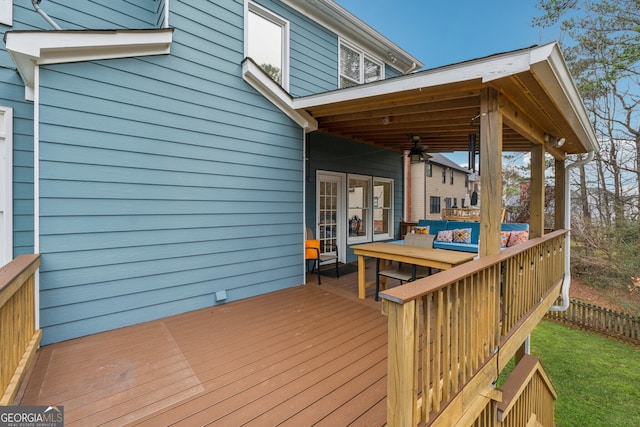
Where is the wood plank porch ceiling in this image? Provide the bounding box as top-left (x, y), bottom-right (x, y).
top-left (303, 71), bottom-right (585, 158)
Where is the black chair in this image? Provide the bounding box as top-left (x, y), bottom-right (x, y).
top-left (305, 226), bottom-right (339, 284)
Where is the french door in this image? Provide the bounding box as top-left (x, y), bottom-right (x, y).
top-left (316, 172), bottom-right (344, 263)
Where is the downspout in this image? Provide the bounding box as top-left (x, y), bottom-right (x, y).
top-left (32, 0), bottom-right (62, 30)
top-left (549, 150), bottom-right (595, 311)
top-left (404, 62), bottom-right (417, 74)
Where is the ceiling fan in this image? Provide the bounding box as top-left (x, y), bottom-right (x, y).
top-left (407, 136), bottom-right (431, 163)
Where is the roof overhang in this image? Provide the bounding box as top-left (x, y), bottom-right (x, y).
top-left (4, 28), bottom-right (174, 100)
top-left (293, 43), bottom-right (599, 158)
top-left (242, 58), bottom-right (318, 132)
top-left (279, 0), bottom-right (423, 74)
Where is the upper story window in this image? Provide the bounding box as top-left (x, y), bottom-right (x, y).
top-left (339, 40), bottom-right (383, 88)
top-left (450, 169), bottom-right (454, 185)
top-left (246, 2), bottom-right (289, 89)
top-left (425, 162), bottom-right (432, 177)
top-left (0, 1), bottom-right (12, 26)
top-left (441, 167), bottom-right (447, 184)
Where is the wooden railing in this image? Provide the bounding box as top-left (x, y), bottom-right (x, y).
top-left (547, 299), bottom-right (640, 345)
top-left (0, 254), bottom-right (41, 405)
top-left (497, 355), bottom-right (557, 427)
top-left (380, 231), bottom-right (567, 426)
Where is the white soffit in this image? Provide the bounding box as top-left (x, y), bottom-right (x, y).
top-left (4, 28), bottom-right (174, 100)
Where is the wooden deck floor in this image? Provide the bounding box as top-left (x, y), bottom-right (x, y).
top-left (20, 261), bottom-right (391, 426)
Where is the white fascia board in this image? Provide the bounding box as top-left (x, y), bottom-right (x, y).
top-left (242, 59), bottom-right (318, 132)
top-left (4, 28), bottom-right (173, 100)
top-left (279, 0), bottom-right (422, 74)
top-left (529, 43), bottom-right (600, 153)
top-left (293, 47), bottom-right (534, 110)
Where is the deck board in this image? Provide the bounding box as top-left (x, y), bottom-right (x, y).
top-left (20, 260), bottom-right (393, 426)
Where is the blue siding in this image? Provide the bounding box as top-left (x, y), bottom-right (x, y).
top-left (12, 0), bottom-right (159, 30)
top-left (34, 0), bottom-right (305, 344)
top-left (2, 0), bottom-right (409, 344)
top-left (305, 132), bottom-right (405, 263)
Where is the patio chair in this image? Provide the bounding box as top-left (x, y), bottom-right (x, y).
top-left (375, 233), bottom-right (435, 300)
top-left (305, 226), bottom-right (339, 284)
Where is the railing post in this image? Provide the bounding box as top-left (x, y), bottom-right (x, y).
top-left (385, 299), bottom-right (419, 426)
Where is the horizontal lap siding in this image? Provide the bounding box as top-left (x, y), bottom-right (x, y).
top-left (3, 0), bottom-right (161, 255)
top-left (37, 0), bottom-right (305, 344)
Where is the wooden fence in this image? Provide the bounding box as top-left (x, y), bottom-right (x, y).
top-left (0, 254), bottom-right (41, 405)
top-left (546, 299), bottom-right (640, 345)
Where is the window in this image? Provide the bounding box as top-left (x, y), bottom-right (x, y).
top-left (465, 174), bottom-right (469, 189)
top-left (246, 2), bottom-right (289, 89)
top-left (347, 175), bottom-right (394, 242)
top-left (0, 1), bottom-right (12, 26)
top-left (462, 198), bottom-right (466, 208)
top-left (425, 162), bottom-right (432, 177)
top-left (430, 196), bottom-right (441, 214)
top-left (445, 197), bottom-right (452, 209)
top-left (441, 167), bottom-right (447, 184)
top-left (339, 40), bottom-right (383, 88)
top-left (348, 175), bottom-right (370, 241)
top-left (373, 178), bottom-right (393, 240)
top-left (450, 169), bottom-right (454, 185)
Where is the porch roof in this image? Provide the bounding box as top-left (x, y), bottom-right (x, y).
top-left (294, 43), bottom-right (599, 160)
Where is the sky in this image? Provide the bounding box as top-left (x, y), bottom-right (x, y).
top-left (334, 0), bottom-right (564, 70)
top-left (334, 0), bottom-right (563, 165)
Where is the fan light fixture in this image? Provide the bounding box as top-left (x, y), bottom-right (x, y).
top-left (408, 136), bottom-right (430, 164)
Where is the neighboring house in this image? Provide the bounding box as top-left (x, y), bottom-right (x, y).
top-left (0, 0), bottom-right (422, 344)
top-left (408, 153), bottom-right (474, 222)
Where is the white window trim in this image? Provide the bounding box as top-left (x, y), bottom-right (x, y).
top-left (0, 106), bottom-right (13, 265)
top-left (373, 177), bottom-right (394, 241)
top-left (0, 0), bottom-right (12, 26)
top-left (338, 38), bottom-right (385, 88)
top-left (245, 1), bottom-right (290, 91)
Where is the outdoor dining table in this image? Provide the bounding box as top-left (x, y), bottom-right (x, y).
top-left (351, 242), bottom-right (477, 299)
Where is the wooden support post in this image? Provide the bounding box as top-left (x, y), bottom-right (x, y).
top-left (554, 158), bottom-right (566, 230)
top-left (530, 144), bottom-right (545, 238)
top-left (385, 299), bottom-right (419, 426)
top-left (479, 88), bottom-right (502, 257)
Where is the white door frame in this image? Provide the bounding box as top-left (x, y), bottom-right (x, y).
top-left (316, 171), bottom-right (345, 263)
top-left (0, 106), bottom-right (13, 265)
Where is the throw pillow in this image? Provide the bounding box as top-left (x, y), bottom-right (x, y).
top-left (415, 226), bottom-right (430, 234)
top-left (453, 228), bottom-right (472, 244)
top-left (500, 231), bottom-right (511, 248)
top-left (436, 230), bottom-right (454, 242)
top-left (507, 230), bottom-right (529, 247)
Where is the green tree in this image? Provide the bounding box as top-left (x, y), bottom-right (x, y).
top-left (534, 0), bottom-right (640, 290)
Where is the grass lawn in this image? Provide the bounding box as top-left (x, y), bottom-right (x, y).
top-left (530, 320), bottom-right (640, 426)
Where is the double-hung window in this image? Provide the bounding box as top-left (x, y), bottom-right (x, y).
top-left (246, 2), bottom-right (289, 89)
top-left (339, 40), bottom-right (383, 88)
top-left (348, 175), bottom-right (394, 243)
top-left (373, 178), bottom-right (393, 240)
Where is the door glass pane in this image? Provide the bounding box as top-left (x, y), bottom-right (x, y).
top-left (319, 181), bottom-right (337, 255)
top-left (373, 180), bottom-right (391, 236)
top-left (348, 177), bottom-right (369, 238)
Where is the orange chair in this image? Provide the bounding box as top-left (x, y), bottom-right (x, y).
top-left (305, 227), bottom-right (339, 284)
